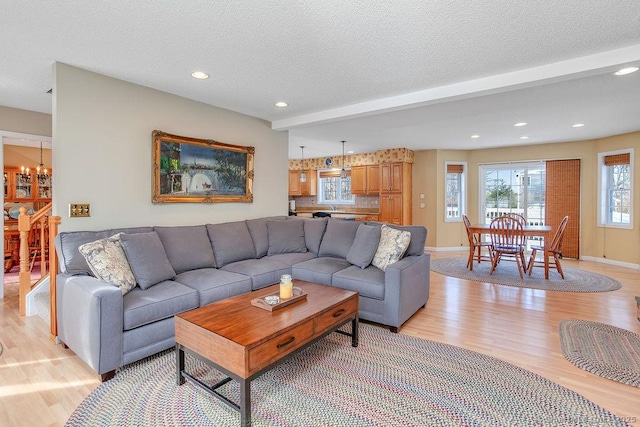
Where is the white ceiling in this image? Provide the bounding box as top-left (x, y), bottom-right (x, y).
top-left (2, 1), bottom-right (640, 159)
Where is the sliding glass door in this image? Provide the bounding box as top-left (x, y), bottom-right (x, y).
top-left (479, 162), bottom-right (546, 226)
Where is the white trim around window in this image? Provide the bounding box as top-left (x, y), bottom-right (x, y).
top-left (597, 148), bottom-right (634, 229)
top-left (444, 161), bottom-right (466, 222)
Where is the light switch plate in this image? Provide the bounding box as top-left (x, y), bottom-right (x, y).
top-left (69, 203), bottom-right (90, 217)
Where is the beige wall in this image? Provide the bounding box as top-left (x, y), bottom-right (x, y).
top-left (4, 146), bottom-right (52, 169)
top-left (0, 106), bottom-right (52, 137)
top-left (413, 132), bottom-right (640, 264)
top-left (53, 63), bottom-right (289, 232)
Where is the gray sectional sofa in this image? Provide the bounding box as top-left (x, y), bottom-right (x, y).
top-left (55, 216), bottom-right (430, 380)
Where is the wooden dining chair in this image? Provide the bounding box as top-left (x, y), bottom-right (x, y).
top-left (505, 212), bottom-right (527, 226)
top-left (462, 215), bottom-right (493, 270)
top-left (489, 215), bottom-right (527, 279)
top-left (527, 216), bottom-right (569, 279)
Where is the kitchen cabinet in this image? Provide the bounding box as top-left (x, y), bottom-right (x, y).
top-left (380, 162), bottom-right (404, 193)
top-left (288, 170), bottom-right (316, 196)
top-left (378, 162), bottom-right (411, 225)
top-left (288, 170), bottom-right (302, 196)
top-left (351, 165), bottom-right (379, 195)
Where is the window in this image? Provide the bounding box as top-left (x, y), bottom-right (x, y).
top-left (317, 169), bottom-right (354, 204)
top-left (445, 162), bottom-right (466, 221)
top-left (598, 150), bottom-right (633, 227)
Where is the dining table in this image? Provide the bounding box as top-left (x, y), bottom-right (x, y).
top-left (469, 223), bottom-right (553, 279)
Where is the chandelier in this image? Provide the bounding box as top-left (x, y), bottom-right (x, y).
top-left (19, 141), bottom-right (49, 185)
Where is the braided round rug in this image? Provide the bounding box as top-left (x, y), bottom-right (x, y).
top-left (559, 320), bottom-right (640, 388)
top-left (430, 257), bottom-right (621, 292)
top-left (66, 323), bottom-right (627, 426)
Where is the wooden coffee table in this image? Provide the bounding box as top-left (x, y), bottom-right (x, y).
top-left (175, 281), bottom-right (359, 426)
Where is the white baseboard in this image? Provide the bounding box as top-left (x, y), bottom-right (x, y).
top-left (579, 256), bottom-right (640, 270)
top-left (425, 246), bottom-right (467, 252)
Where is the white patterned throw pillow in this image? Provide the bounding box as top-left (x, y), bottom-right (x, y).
top-left (79, 233), bottom-right (137, 294)
top-left (372, 225), bottom-right (411, 271)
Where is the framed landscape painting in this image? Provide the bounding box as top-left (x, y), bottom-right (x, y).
top-left (152, 130), bottom-right (254, 203)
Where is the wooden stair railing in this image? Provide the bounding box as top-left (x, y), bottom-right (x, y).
top-left (17, 203), bottom-right (52, 316)
top-left (16, 205), bottom-right (61, 342)
top-left (48, 215), bottom-right (60, 342)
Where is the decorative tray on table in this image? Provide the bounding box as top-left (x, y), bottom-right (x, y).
top-left (251, 287), bottom-right (307, 311)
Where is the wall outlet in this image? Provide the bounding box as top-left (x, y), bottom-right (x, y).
top-left (419, 202), bottom-right (426, 209)
top-left (69, 203), bottom-right (90, 217)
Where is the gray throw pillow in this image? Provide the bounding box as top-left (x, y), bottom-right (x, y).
top-left (206, 221), bottom-right (257, 267)
top-left (155, 225), bottom-right (216, 272)
top-left (120, 232), bottom-right (176, 290)
top-left (346, 224), bottom-right (382, 269)
top-left (318, 219), bottom-right (361, 258)
top-left (303, 217), bottom-right (328, 255)
top-left (267, 220), bottom-right (307, 255)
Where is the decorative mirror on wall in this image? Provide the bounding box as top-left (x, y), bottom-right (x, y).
top-left (152, 130), bottom-right (254, 204)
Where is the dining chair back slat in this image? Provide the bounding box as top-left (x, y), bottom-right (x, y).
top-left (489, 215), bottom-right (527, 279)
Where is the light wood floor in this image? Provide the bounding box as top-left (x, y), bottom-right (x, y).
top-left (1, 252), bottom-right (639, 426)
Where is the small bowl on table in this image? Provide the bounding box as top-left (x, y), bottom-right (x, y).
top-left (264, 295), bottom-right (280, 305)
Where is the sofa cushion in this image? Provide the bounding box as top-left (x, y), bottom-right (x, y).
top-left (175, 268), bottom-right (253, 306)
top-left (264, 252), bottom-right (316, 266)
top-left (372, 225), bottom-right (411, 271)
top-left (122, 280), bottom-right (198, 330)
top-left (318, 219), bottom-right (361, 258)
top-left (303, 217), bottom-right (328, 255)
top-left (246, 216), bottom-right (287, 258)
top-left (121, 232), bottom-right (176, 290)
top-left (367, 222), bottom-right (427, 257)
top-left (221, 258), bottom-right (290, 290)
top-left (207, 221), bottom-right (256, 267)
top-left (154, 225), bottom-right (216, 272)
top-left (346, 224), bottom-right (381, 269)
top-left (267, 219), bottom-right (307, 255)
top-left (57, 227), bottom-right (154, 274)
top-left (333, 265), bottom-right (386, 300)
top-left (292, 256), bottom-right (352, 285)
top-left (78, 233), bottom-right (137, 295)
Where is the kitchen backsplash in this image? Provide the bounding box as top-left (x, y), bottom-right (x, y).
top-left (292, 195), bottom-right (379, 209)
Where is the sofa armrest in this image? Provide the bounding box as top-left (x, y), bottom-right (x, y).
top-left (383, 253), bottom-right (431, 328)
top-left (56, 273), bottom-right (124, 375)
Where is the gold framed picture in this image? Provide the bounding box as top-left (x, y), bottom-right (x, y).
top-left (152, 130), bottom-right (254, 204)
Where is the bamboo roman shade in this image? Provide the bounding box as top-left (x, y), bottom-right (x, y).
top-left (603, 153), bottom-right (630, 166)
top-left (319, 170), bottom-right (351, 178)
top-left (545, 159), bottom-right (580, 259)
top-left (446, 164), bottom-right (464, 174)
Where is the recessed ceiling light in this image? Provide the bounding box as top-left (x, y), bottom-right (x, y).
top-left (514, 122), bottom-right (527, 127)
top-left (572, 123), bottom-right (585, 128)
top-left (275, 101), bottom-right (288, 107)
top-left (520, 136), bottom-right (529, 140)
top-left (470, 134), bottom-right (480, 139)
top-left (190, 71), bottom-right (209, 79)
top-left (347, 150), bottom-right (354, 154)
top-left (614, 67), bottom-right (639, 76)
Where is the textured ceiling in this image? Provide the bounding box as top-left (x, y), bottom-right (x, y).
top-left (1, 1), bottom-right (640, 157)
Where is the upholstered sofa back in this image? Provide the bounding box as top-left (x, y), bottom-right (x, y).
top-left (55, 216), bottom-right (427, 277)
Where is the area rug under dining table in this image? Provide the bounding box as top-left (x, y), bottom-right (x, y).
top-left (430, 257), bottom-right (622, 292)
top-left (66, 323), bottom-right (628, 426)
